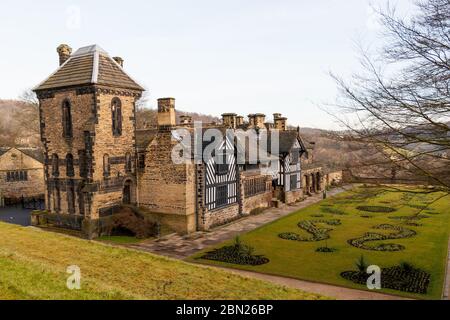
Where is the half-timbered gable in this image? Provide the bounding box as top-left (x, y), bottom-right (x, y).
top-left (204, 132), bottom-right (238, 211)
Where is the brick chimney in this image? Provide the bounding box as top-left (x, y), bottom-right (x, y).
top-left (253, 113), bottom-right (266, 129)
top-left (57, 44), bottom-right (72, 66)
top-left (236, 116), bottom-right (244, 127)
top-left (274, 113), bottom-right (287, 131)
top-left (157, 98), bottom-right (176, 129)
top-left (113, 57), bottom-right (124, 67)
top-left (222, 113), bottom-right (237, 128)
top-left (180, 115), bottom-right (193, 125)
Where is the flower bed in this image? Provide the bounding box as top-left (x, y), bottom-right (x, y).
top-left (316, 247), bottom-right (337, 253)
top-left (348, 224), bottom-right (416, 251)
top-left (356, 206), bottom-right (397, 213)
top-left (341, 265), bottom-right (431, 294)
top-left (279, 219), bottom-right (341, 242)
top-left (320, 207), bottom-right (347, 215)
top-left (200, 238), bottom-right (269, 266)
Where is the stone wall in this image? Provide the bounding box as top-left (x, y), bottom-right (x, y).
top-left (0, 148), bottom-right (45, 200)
top-left (137, 130), bottom-right (197, 234)
top-left (240, 172), bottom-right (272, 214)
top-left (324, 171), bottom-right (343, 187)
top-left (285, 189), bottom-right (304, 204)
top-left (200, 203), bottom-right (241, 230)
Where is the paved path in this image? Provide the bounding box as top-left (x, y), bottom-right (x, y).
top-left (129, 186), bottom-right (350, 259)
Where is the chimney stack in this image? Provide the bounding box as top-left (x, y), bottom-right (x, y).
top-left (222, 113), bottom-right (237, 128)
top-left (157, 98), bottom-right (176, 129)
top-left (236, 116), bottom-right (244, 127)
top-left (274, 114), bottom-right (287, 131)
top-left (57, 44), bottom-right (72, 66)
top-left (253, 113), bottom-right (266, 129)
top-left (180, 115), bottom-right (193, 126)
top-left (113, 57), bottom-right (124, 67)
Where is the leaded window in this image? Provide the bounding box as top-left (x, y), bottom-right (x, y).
top-left (62, 100), bottom-right (73, 138)
top-left (216, 184), bottom-right (228, 207)
top-left (111, 98), bottom-right (122, 136)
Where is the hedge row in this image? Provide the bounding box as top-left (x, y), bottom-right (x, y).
top-left (348, 224), bottom-right (416, 251)
top-left (279, 219), bottom-right (341, 242)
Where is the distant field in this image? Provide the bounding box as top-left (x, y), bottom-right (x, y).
top-left (190, 185), bottom-right (450, 300)
top-left (0, 222), bottom-right (325, 300)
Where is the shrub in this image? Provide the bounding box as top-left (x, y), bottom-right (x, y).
top-left (355, 255), bottom-right (368, 272)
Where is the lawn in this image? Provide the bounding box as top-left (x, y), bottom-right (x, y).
top-left (190, 185), bottom-right (450, 300)
top-left (0, 222), bottom-right (325, 300)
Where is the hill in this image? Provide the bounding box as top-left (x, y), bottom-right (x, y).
top-left (0, 222), bottom-right (324, 300)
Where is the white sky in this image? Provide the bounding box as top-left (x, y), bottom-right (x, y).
top-left (0, 0), bottom-right (415, 129)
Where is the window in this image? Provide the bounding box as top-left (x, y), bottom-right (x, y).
top-left (78, 150), bottom-right (87, 178)
top-left (62, 100), bottom-right (73, 138)
top-left (66, 154), bottom-right (74, 177)
top-left (125, 152), bottom-right (132, 173)
top-left (245, 177), bottom-right (267, 197)
top-left (52, 154), bottom-right (59, 177)
top-left (138, 153), bottom-right (146, 170)
top-left (111, 98), bottom-right (122, 136)
top-left (103, 154), bottom-right (110, 177)
top-left (215, 152), bottom-right (228, 175)
top-left (291, 149), bottom-right (300, 165)
top-left (6, 171), bottom-right (28, 182)
top-left (290, 174), bottom-right (298, 190)
top-left (216, 185), bottom-right (228, 207)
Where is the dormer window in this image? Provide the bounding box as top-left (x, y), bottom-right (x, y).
top-left (111, 98), bottom-right (122, 136)
top-left (62, 100), bottom-right (73, 138)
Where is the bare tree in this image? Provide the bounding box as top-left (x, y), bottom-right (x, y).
top-left (329, 0), bottom-right (450, 190)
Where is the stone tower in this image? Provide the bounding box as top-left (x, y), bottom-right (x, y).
top-left (33, 44), bottom-right (144, 238)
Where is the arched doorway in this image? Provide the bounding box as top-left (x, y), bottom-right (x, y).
top-left (311, 173), bottom-right (316, 193)
top-left (123, 180), bottom-right (133, 205)
top-left (316, 172), bottom-right (322, 192)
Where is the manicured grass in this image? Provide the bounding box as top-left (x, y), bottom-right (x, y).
top-left (96, 236), bottom-right (144, 245)
top-left (0, 222), bottom-right (325, 300)
top-left (190, 185), bottom-right (450, 300)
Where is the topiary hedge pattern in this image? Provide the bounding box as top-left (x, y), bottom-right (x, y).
top-left (356, 206), bottom-right (397, 213)
top-left (316, 247), bottom-right (337, 253)
top-left (279, 219), bottom-right (341, 242)
top-left (320, 207), bottom-right (347, 215)
top-left (341, 264), bottom-right (431, 294)
top-left (200, 237), bottom-right (269, 266)
top-left (348, 224), bottom-right (416, 251)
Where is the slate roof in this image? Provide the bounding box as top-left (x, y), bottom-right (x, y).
top-left (135, 129), bottom-right (158, 150)
top-left (34, 45), bottom-right (144, 92)
top-left (0, 147), bottom-right (45, 163)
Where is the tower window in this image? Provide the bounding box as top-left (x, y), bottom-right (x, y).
top-left (103, 154), bottom-right (111, 177)
top-left (111, 98), bottom-right (122, 136)
top-left (52, 154), bottom-right (59, 177)
top-left (62, 100), bottom-right (73, 138)
top-left (66, 153), bottom-right (74, 177)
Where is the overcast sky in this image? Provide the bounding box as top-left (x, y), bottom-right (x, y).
top-left (0, 0), bottom-right (414, 129)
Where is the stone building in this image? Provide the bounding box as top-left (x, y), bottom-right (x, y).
top-left (33, 44), bottom-right (327, 237)
top-left (0, 147), bottom-right (45, 203)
